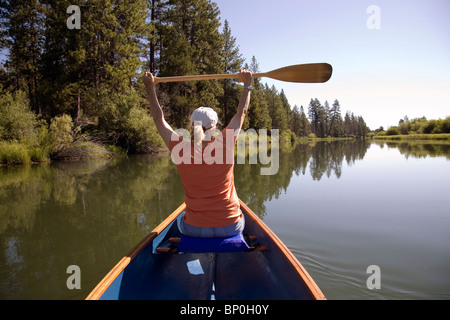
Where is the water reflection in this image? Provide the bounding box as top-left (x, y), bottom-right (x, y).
top-left (235, 140), bottom-right (371, 217)
top-left (374, 141), bottom-right (450, 160)
top-left (1, 140), bottom-right (448, 299)
top-left (0, 155), bottom-right (184, 299)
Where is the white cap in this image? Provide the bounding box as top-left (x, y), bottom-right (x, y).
top-left (190, 107), bottom-right (222, 129)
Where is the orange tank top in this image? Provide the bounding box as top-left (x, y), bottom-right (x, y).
top-left (169, 127), bottom-right (241, 228)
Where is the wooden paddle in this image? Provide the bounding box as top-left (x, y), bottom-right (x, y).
top-left (153, 63), bottom-right (332, 84)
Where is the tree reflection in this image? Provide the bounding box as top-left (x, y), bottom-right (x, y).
top-left (0, 155), bottom-right (184, 299)
top-left (374, 141), bottom-right (450, 160)
top-left (7, 139), bottom-right (444, 299)
top-left (235, 140), bottom-right (371, 217)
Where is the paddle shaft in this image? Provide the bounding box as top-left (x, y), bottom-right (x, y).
top-left (153, 63), bottom-right (332, 84)
top-left (153, 72), bottom-right (267, 83)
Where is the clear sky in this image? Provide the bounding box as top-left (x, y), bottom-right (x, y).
top-left (214, 0), bottom-right (450, 129)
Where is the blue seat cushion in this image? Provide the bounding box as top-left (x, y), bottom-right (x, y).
top-left (177, 233), bottom-right (250, 253)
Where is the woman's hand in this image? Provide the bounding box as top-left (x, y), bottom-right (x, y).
top-left (227, 69), bottom-right (252, 133)
top-left (142, 71), bottom-right (177, 148)
top-left (143, 72), bottom-right (156, 90)
top-left (238, 69), bottom-right (252, 87)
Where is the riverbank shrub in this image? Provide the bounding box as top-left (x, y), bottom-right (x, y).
top-left (0, 90), bottom-right (51, 164)
top-left (0, 141), bottom-right (31, 165)
top-left (0, 90), bottom-right (39, 145)
top-left (49, 114), bottom-right (75, 154)
top-left (51, 140), bottom-right (113, 160)
top-left (48, 114), bottom-right (112, 160)
top-left (124, 106), bottom-right (165, 153)
top-left (381, 116), bottom-right (450, 136)
top-left (0, 88), bottom-right (144, 164)
top-left (373, 133), bottom-right (450, 141)
top-left (280, 129), bottom-right (297, 145)
top-left (97, 87), bottom-right (164, 153)
top-left (442, 117), bottom-right (450, 133)
top-left (386, 127), bottom-right (400, 136)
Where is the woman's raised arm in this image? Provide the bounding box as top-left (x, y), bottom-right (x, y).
top-left (143, 72), bottom-right (178, 148)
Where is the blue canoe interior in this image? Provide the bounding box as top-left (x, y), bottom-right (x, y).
top-left (86, 200), bottom-right (325, 300)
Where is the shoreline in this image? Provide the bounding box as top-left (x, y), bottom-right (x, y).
top-left (2, 134), bottom-right (450, 167)
top-left (372, 133), bottom-right (450, 142)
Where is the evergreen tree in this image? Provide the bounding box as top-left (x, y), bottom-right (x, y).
top-left (357, 116), bottom-right (368, 138)
top-left (342, 110), bottom-right (368, 138)
top-left (148, 0), bottom-right (166, 74)
top-left (321, 100), bottom-right (330, 137)
top-left (350, 112), bottom-right (358, 136)
top-left (158, 0), bottom-right (224, 127)
top-left (291, 105), bottom-right (302, 137)
top-left (264, 84), bottom-right (287, 130)
top-left (344, 111), bottom-right (352, 136)
top-left (219, 19), bottom-right (244, 124)
top-left (291, 104), bottom-right (311, 137)
top-left (0, 0), bottom-right (45, 113)
top-left (329, 99), bottom-right (342, 137)
top-left (279, 89), bottom-right (292, 130)
top-left (308, 98), bottom-right (321, 136)
top-left (38, 0), bottom-right (153, 120)
top-left (39, 0), bottom-right (84, 118)
top-left (247, 56), bottom-right (271, 130)
top-left (299, 105), bottom-right (311, 137)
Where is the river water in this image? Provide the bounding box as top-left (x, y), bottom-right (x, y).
top-left (1, 140), bottom-right (449, 300)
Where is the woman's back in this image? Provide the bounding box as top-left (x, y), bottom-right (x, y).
top-left (169, 127), bottom-right (241, 228)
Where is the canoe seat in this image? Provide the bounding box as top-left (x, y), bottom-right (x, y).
top-left (156, 234), bottom-right (267, 253)
top-left (177, 233), bottom-right (250, 253)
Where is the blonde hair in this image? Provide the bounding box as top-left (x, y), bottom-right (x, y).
top-left (193, 123), bottom-right (205, 146)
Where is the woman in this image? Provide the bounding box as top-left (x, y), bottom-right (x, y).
top-left (143, 69), bottom-right (252, 238)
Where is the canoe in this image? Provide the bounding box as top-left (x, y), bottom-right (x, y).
top-left (86, 199), bottom-right (325, 300)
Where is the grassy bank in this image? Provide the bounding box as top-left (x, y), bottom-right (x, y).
top-left (0, 140), bottom-right (118, 166)
top-left (373, 133), bottom-right (450, 141)
top-left (1, 88), bottom-right (166, 166)
top-left (0, 141), bottom-right (37, 165)
top-left (297, 136), bottom-right (355, 143)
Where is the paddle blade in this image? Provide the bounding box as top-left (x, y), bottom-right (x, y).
top-left (259, 63), bottom-right (333, 83)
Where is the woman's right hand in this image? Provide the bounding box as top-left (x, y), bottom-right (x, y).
top-left (238, 69), bottom-right (252, 87)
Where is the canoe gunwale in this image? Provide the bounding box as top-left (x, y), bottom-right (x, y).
top-left (86, 200), bottom-right (325, 300)
top-left (238, 200), bottom-right (325, 300)
top-left (85, 203), bottom-right (186, 300)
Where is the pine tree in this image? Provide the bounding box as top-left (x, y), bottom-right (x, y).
top-left (81, 0), bottom-right (152, 90)
top-left (39, 0), bottom-right (84, 118)
top-left (0, 0), bottom-right (45, 113)
top-left (329, 99), bottom-right (342, 137)
top-left (279, 89), bottom-right (292, 129)
top-left (308, 98), bottom-right (321, 136)
top-left (148, 0), bottom-right (166, 73)
top-left (317, 103), bottom-right (327, 138)
top-left (322, 100), bottom-right (330, 137)
top-left (357, 116), bottom-right (368, 138)
top-left (157, 0), bottom-right (224, 128)
top-left (108, 0), bottom-right (153, 90)
top-left (299, 105), bottom-right (311, 137)
top-left (219, 19), bottom-right (244, 124)
top-left (264, 84), bottom-right (287, 130)
top-left (39, 0), bottom-right (153, 120)
top-left (247, 56), bottom-right (271, 130)
top-left (291, 105), bottom-right (302, 136)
